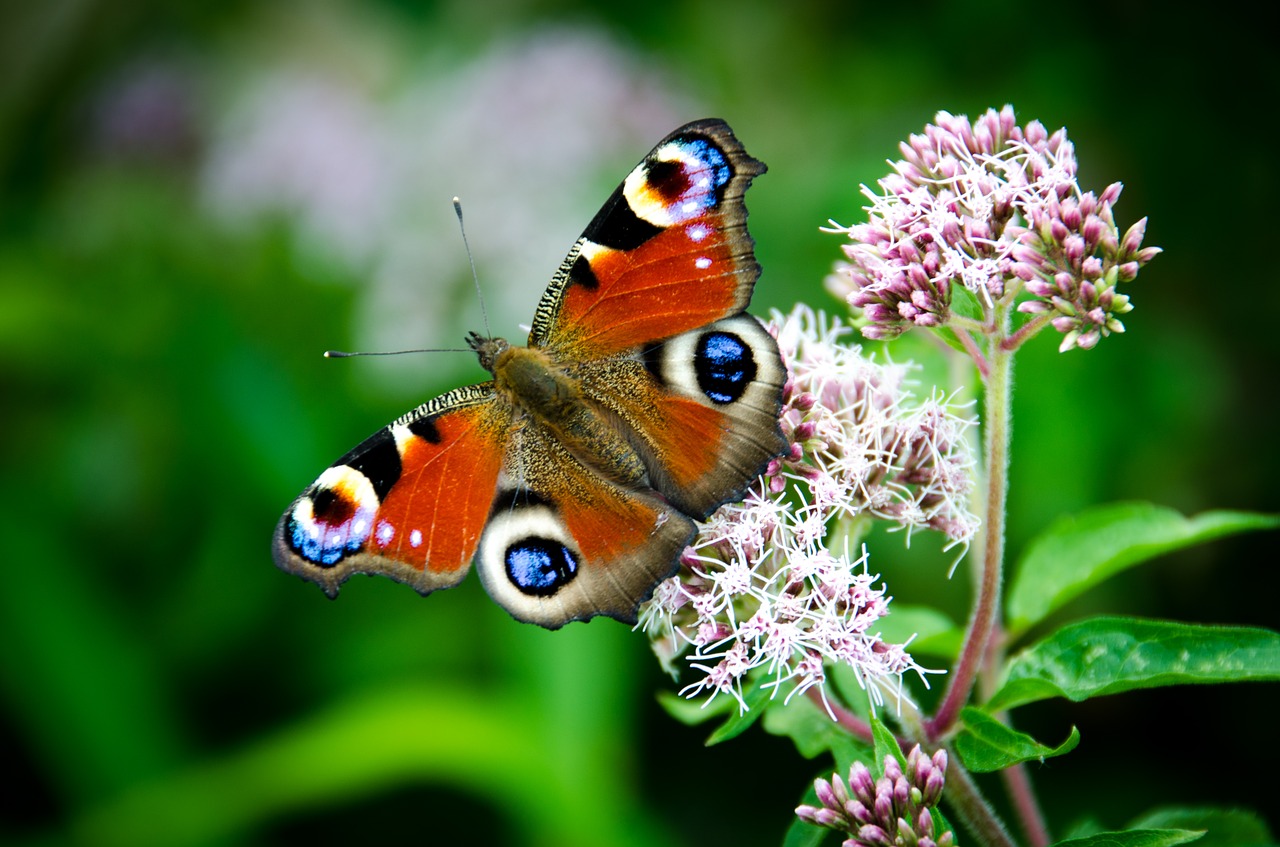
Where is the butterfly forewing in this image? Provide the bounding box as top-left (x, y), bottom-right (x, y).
top-left (529, 119), bottom-right (766, 358)
top-left (273, 386), bottom-right (509, 597)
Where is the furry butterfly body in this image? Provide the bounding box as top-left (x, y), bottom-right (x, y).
top-left (273, 119), bottom-right (785, 628)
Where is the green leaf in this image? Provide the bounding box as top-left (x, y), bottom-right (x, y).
top-left (868, 711), bottom-right (906, 778)
top-left (1130, 807), bottom-right (1275, 847)
top-left (988, 617), bottom-right (1280, 712)
top-left (762, 694), bottom-right (872, 768)
top-left (954, 707), bottom-right (1079, 772)
top-left (705, 683), bottom-right (773, 745)
top-left (1007, 503), bottom-right (1279, 637)
top-left (655, 689), bottom-right (731, 727)
top-left (875, 604), bottom-right (961, 659)
top-left (1050, 829), bottom-right (1204, 847)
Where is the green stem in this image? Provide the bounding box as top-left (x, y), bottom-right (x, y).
top-left (941, 746), bottom-right (1019, 847)
top-left (926, 305), bottom-right (1013, 739)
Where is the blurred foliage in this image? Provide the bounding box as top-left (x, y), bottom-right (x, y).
top-left (1, 0), bottom-right (1276, 845)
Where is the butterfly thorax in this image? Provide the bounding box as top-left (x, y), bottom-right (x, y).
top-left (491, 342), bottom-right (647, 487)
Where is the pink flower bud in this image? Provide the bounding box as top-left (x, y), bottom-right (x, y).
top-left (1021, 279), bottom-right (1051, 298)
top-left (1061, 197), bottom-right (1082, 229)
top-left (893, 774), bottom-right (911, 809)
top-left (1078, 192), bottom-right (1096, 219)
top-left (1012, 262), bottom-right (1038, 281)
top-left (1064, 234), bottom-right (1086, 264)
top-left (861, 325), bottom-right (901, 341)
top-left (1121, 216), bottom-right (1149, 255)
top-left (858, 824), bottom-right (893, 846)
top-left (1099, 231), bottom-right (1119, 255)
top-left (874, 781), bottom-right (894, 820)
top-left (1083, 215), bottom-right (1105, 246)
top-left (849, 762), bottom-right (875, 801)
top-left (1025, 119), bottom-right (1048, 146)
top-left (813, 808), bottom-right (844, 828)
top-left (863, 304), bottom-right (896, 322)
top-left (832, 772), bottom-right (851, 806)
top-left (923, 767), bottom-right (945, 806)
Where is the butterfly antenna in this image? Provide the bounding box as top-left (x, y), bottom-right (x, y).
top-left (323, 347), bottom-right (471, 358)
top-left (454, 197), bottom-right (491, 340)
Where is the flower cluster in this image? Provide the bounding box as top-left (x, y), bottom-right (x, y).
top-left (796, 745), bottom-right (953, 847)
top-left (1012, 184), bottom-right (1160, 351)
top-left (827, 105), bottom-right (1158, 350)
top-left (637, 306), bottom-right (977, 712)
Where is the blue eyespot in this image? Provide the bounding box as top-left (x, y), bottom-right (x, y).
top-left (290, 509), bottom-right (369, 566)
top-left (506, 537), bottom-right (579, 595)
top-left (696, 331), bottom-right (756, 404)
top-left (287, 477), bottom-right (377, 567)
top-left (678, 138), bottom-right (731, 190)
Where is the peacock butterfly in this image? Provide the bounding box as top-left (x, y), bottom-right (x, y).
top-left (272, 119), bottom-right (785, 628)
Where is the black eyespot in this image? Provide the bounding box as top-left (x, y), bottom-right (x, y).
top-left (505, 537), bottom-right (579, 595)
top-left (696, 331), bottom-right (756, 404)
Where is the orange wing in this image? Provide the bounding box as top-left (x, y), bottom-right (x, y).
top-left (272, 385), bottom-right (510, 598)
top-left (529, 119), bottom-right (766, 359)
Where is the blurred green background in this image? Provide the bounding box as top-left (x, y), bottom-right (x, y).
top-left (2, 1), bottom-right (1276, 845)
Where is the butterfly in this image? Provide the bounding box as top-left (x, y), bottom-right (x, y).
top-left (272, 119), bottom-right (786, 628)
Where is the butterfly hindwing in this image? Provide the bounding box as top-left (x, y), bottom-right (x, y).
top-left (272, 385), bottom-right (510, 597)
top-left (578, 313), bottom-right (786, 520)
top-left (475, 425), bottom-right (695, 627)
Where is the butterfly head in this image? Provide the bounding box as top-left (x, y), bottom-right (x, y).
top-left (467, 332), bottom-right (510, 374)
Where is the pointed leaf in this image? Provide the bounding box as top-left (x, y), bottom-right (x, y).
top-left (988, 617), bottom-right (1280, 712)
top-left (763, 694), bottom-right (872, 768)
top-left (1050, 829), bottom-right (1204, 847)
top-left (705, 683), bottom-right (773, 745)
top-left (868, 711), bottom-right (906, 778)
top-left (1130, 808), bottom-right (1274, 847)
top-left (655, 689), bottom-right (731, 727)
top-left (955, 707), bottom-right (1079, 772)
top-left (1007, 503), bottom-right (1278, 637)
